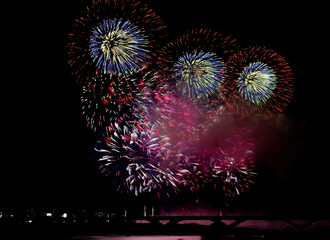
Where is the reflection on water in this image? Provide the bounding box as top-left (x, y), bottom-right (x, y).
top-left (60, 236), bottom-right (201, 240)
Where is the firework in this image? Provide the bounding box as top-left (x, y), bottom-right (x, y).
top-left (184, 109), bottom-right (257, 198)
top-left (133, 85), bottom-right (202, 143)
top-left (65, 0), bottom-right (298, 201)
top-left (176, 150), bottom-right (212, 194)
top-left (89, 18), bottom-right (150, 74)
top-left (80, 69), bottom-right (158, 132)
top-left (160, 28), bottom-right (238, 99)
top-left (237, 62), bottom-right (276, 105)
top-left (209, 128), bottom-right (257, 197)
top-left (225, 46), bottom-right (294, 119)
top-left (94, 122), bottom-right (180, 197)
top-left (173, 50), bottom-right (226, 98)
top-left (67, 0), bottom-right (166, 84)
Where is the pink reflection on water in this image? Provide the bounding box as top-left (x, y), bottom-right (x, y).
top-left (84, 236), bottom-right (201, 240)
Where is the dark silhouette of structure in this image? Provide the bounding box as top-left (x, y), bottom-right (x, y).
top-left (1, 208), bottom-right (329, 239)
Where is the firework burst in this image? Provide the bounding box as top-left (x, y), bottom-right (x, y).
top-left (81, 69), bottom-right (158, 132)
top-left (65, 1), bottom-right (298, 201)
top-left (173, 50), bottom-right (226, 98)
top-left (184, 109), bottom-right (257, 198)
top-left (160, 28), bottom-right (238, 100)
top-left (176, 150), bottom-right (212, 194)
top-left (94, 122), bottom-right (180, 197)
top-left (89, 18), bottom-right (150, 74)
top-left (225, 46), bottom-right (294, 119)
top-left (209, 128), bottom-right (257, 197)
top-left (133, 85), bottom-right (203, 144)
top-left (67, 0), bottom-right (166, 84)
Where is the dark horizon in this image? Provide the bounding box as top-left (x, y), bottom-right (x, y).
top-left (2, 0), bottom-right (328, 218)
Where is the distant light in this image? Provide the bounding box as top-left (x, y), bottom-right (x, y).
top-left (61, 213), bottom-right (68, 218)
top-left (28, 220), bottom-right (32, 223)
top-left (46, 213), bottom-right (52, 217)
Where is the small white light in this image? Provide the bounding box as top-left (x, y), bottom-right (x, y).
top-left (46, 213), bottom-right (52, 217)
top-left (61, 213), bottom-right (68, 218)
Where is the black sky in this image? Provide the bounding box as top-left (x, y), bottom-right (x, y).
top-left (3, 0), bottom-right (328, 214)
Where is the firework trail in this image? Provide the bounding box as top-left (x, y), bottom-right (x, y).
top-left (67, 0), bottom-right (166, 84)
top-left (225, 46), bottom-right (294, 119)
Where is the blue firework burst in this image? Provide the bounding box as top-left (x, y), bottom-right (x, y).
top-left (237, 61), bottom-right (277, 105)
top-left (89, 18), bottom-right (150, 74)
top-left (173, 50), bottom-right (226, 98)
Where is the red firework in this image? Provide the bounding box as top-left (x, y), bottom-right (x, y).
top-left (67, 0), bottom-right (167, 85)
top-left (158, 28), bottom-right (238, 82)
top-left (224, 46), bottom-right (294, 119)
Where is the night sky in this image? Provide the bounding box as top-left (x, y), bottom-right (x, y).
top-left (3, 0), bottom-right (328, 215)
